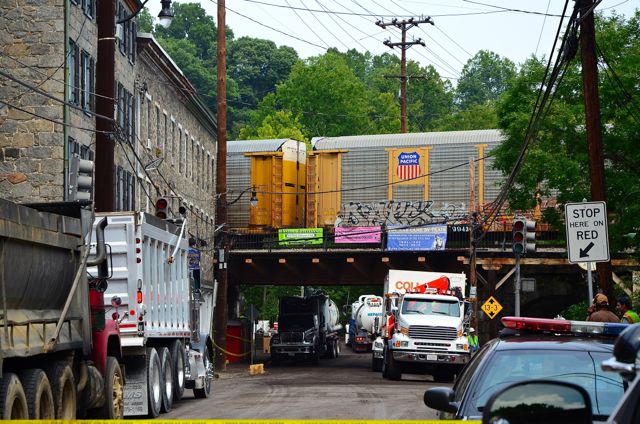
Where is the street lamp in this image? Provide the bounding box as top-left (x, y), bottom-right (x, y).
top-left (117, 0), bottom-right (174, 28)
top-left (157, 0), bottom-right (175, 28)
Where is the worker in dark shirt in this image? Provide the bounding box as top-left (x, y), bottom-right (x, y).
top-left (586, 294), bottom-right (619, 323)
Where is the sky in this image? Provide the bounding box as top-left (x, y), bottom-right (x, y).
top-left (147, 0), bottom-right (638, 82)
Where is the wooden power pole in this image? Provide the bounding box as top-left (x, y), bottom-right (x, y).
top-left (214, 0), bottom-right (229, 371)
top-left (376, 17), bottom-right (433, 133)
top-left (578, 0), bottom-right (614, 303)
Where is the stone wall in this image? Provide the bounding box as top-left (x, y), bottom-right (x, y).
top-left (0, 0), bottom-right (98, 202)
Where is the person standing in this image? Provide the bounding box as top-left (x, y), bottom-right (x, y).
top-left (468, 327), bottom-right (479, 353)
top-left (586, 294), bottom-right (620, 323)
top-left (616, 296), bottom-right (639, 324)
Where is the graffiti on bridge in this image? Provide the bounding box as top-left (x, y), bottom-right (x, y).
top-left (336, 201), bottom-right (468, 227)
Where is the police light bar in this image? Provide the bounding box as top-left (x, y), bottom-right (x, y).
top-left (501, 317), bottom-right (628, 337)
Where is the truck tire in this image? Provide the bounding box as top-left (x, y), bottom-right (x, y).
top-left (311, 348), bottom-right (320, 365)
top-left (382, 346), bottom-right (401, 381)
top-left (432, 368), bottom-right (456, 383)
top-left (146, 347), bottom-right (162, 418)
top-left (100, 357), bottom-right (124, 419)
top-left (328, 340), bottom-right (336, 359)
top-left (271, 353), bottom-right (280, 366)
top-left (46, 362), bottom-right (76, 419)
top-left (158, 347), bottom-right (174, 413)
top-left (0, 373), bottom-right (28, 419)
top-left (19, 369), bottom-right (54, 419)
top-left (193, 346), bottom-right (212, 399)
top-left (169, 340), bottom-right (186, 402)
top-left (334, 340), bottom-right (340, 358)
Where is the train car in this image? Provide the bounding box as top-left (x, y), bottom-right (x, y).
top-left (227, 139), bottom-right (306, 229)
top-left (309, 129), bottom-right (505, 227)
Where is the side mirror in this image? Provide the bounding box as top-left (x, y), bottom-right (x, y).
top-left (613, 324), bottom-right (640, 364)
top-left (482, 380), bottom-right (592, 424)
top-left (424, 387), bottom-right (457, 413)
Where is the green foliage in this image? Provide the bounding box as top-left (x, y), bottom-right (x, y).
top-left (456, 50), bottom-right (516, 109)
top-left (238, 110), bottom-right (307, 146)
top-left (431, 102), bottom-right (498, 131)
top-left (559, 301), bottom-right (589, 320)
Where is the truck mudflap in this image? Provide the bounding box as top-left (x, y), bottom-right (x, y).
top-left (392, 350), bottom-right (469, 365)
top-left (122, 355), bottom-right (148, 416)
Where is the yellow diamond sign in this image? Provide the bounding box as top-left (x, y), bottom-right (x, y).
top-left (481, 296), bottom-right (503, 319)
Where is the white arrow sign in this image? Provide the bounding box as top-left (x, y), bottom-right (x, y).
top-left (565, 201), bottom-right (610, 263)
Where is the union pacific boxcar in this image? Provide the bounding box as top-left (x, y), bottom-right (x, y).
top-left (308, 129), bottom-right (505, 227)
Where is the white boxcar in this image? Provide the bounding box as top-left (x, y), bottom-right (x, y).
top-left (91, 212), bottom-right (214, 417)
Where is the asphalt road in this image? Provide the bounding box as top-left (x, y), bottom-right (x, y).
top-left (163, 343), bottom-right (449, 420)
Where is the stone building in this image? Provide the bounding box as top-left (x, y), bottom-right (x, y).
top-left (0, 1), bottom-right (217, 282)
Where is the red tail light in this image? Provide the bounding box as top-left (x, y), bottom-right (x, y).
top-left (136, 290), bottom-right (143, 303)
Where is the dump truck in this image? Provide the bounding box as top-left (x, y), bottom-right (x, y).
top-left (0, 198), bottom-right (121, 419)
top-left (347, 295), bottom-right (383, 353)
top-left (92, 212), bottom-right (215, 417)
top-left (381, 270), bottom-right (471, 382)
top-left (270, 290), bottom-right (342, 364)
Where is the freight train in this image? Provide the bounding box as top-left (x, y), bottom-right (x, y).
top-left (226, 130), bottom-right (504, 230)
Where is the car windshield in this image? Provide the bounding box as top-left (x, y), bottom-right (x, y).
top-left (471, 349), bottom-right (624, 418)
top-left (401, 298), bottom-right (460, 317)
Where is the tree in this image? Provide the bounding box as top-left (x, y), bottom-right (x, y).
top-left (238, 110), bottom-right (307, 145)
top-left (271, 51), bottom-right (373, 137)
top-left (456, 50), bottom-right (516, 109)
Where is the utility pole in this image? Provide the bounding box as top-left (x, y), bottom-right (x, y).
top-left (214, 0), bottom-right (229, 372)
top-left (578, 0), bottom-right (614, 303)
top-left (376, 17), bottom-right (433, 133)
top-left (95, 0), bottom-right (116, 211)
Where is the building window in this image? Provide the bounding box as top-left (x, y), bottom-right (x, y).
top-left (170, 119), bottom-right (175, 167)
top-left (115, 165), bottom-right (136, 211)
top-left (81, 50), bottom-right (95, 112)
top-left (177, 127), bottom-right (183, 173)
top-left (83, 0), bottom-right (95, 18)
top-left (117, 83), bottom-right (135, 144)
top-left (117, 3), bottom-right (136, 63)
top-left (68, 39), bottom-right (80, 105)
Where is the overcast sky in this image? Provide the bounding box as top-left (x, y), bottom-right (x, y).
top-left (147, 0), bottom-right (637, 82)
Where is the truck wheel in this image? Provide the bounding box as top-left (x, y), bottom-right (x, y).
top-left (146, 347), bottom-right (162, 418)
top-left (334, 340), bottom-right (340, 358)
top-left (193, 346), bottom-right (212, 399)
top-left (0, 373), bottom-right (28, 419)
top-left (19, 369), bottom-right (54, 419)
top-left (159, 347), bottom-right (174, 413)
top-left (100, 357), bottom-right (124, 419)
top-left (328, 340), bottom-right (336, 359)
top-left (371, 358), bottom-right (383, 372)
top-left (46, 362), bottom-right (76, 419)
top-left (271, 354), bottom-right (280, 366)
top-left (382, 347), bottom-right (401, 380)
top-left (169, 340), bottom-right (186, 402)
top-left (312, 348), bottom-right (321, 365)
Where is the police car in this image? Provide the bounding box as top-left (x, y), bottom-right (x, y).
top-left (424, 317), bottom-right (628, 421)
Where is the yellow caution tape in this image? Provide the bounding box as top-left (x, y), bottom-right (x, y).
top-left (212, 339), bottom-right (251, 357)
top-left (8, 420), bottom-right (477, 424)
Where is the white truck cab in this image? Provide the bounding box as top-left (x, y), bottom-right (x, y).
top-left (381, 270), bottom-right (470, 382)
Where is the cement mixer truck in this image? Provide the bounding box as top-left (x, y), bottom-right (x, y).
top-left (347, 295), bottom-right (383, 353)
top-left (271, 290), bottom-right (342, 364)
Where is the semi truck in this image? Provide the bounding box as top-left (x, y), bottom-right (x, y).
top-left (347, 295), bottom-right (383, 353)
top-left (92, 212), bottom-right (215, 417)
top-left (270, 290), bottom-right (342, 364)
top-left (0, 198), bottom-right (120, 419)
top-left (381, 270), bottom-right (471, 382)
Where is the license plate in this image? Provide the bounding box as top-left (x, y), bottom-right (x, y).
top-left (427, 354), bottom-right (438, 361)
top-left (287, 352), bottom-right (295, 356)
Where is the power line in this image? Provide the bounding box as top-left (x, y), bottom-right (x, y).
top-left (461, 0), bottom-right (564, 17)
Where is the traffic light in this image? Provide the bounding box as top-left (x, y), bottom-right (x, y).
top-left (69, 154), bottom-right (94, 201)
top-left (155, 197), bottom-right (169, 219)
top-left (512, 218), bottom-right (536, 255)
